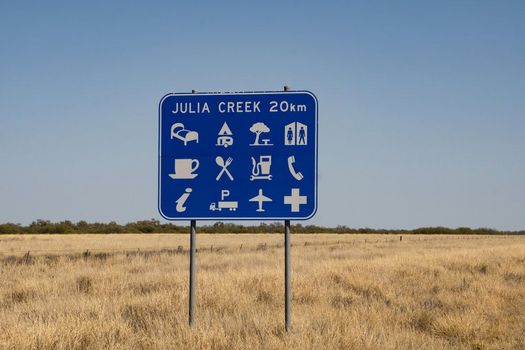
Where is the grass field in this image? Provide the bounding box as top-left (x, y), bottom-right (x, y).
top-left (1, 233), bottom-right (524, 350)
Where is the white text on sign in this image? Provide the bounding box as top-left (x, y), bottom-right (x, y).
top-left (172, 100), bottom-right (308, 114)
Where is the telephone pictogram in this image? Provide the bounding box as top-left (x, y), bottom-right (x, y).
top-left (287, 156), bottom-right (304, 181)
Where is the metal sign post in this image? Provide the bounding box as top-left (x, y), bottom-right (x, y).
top-left (189, 89), bottom-right (197, 326)
top-left (284, 219), bottom-right (291, 332)
top-left (189, 219), bottom-right (196, 325)
top-left (283, 85), bottom-right (291, 333)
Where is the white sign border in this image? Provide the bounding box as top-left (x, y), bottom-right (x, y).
top-left (158, 90), bottom-right (318, 221)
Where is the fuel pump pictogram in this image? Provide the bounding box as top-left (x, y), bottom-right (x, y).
top-left (250, 155), bottom-right (272, 180)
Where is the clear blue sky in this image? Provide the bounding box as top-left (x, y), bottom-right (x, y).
top-left (1, 1), bottom-right (524, 230)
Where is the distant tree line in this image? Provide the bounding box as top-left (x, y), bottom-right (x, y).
top-left (0, 219), bottom-right (523, 235)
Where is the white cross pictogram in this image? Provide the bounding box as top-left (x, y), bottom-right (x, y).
top-left (284, 188), bottom-right (307, 212)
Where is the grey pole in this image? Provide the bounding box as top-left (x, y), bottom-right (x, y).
top-left (189, 219), bottom-right (196, 326)
top-left (189, 89), bottom-right (197, 326)
top-left (283, 84), bottom-right (291, 333)
top-left (284, 219), bottom-right (291, 332)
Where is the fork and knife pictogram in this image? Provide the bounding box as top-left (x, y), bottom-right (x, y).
top-left (215, 156), bottom-right (234, 181)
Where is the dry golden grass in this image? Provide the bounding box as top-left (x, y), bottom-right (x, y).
top-left (1, 233), bottom-right (524, 350)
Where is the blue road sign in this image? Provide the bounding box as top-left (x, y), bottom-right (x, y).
top-left (158, 91), bottom-right (318, 220)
